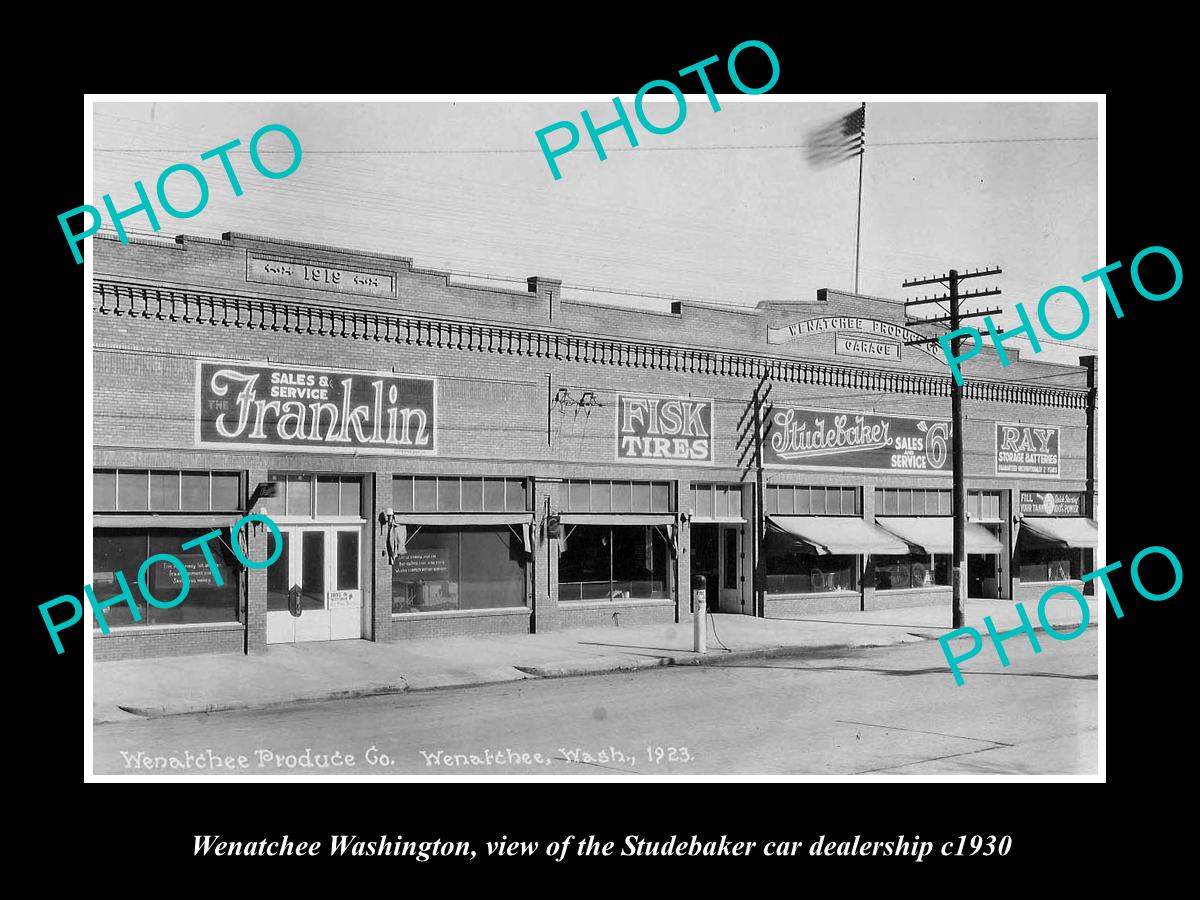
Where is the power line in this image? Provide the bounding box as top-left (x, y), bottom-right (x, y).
top-left (998, 332), bottom-right (1097, 351)
top-left (90, 143), bottom-right (1097, 301)
top-left (92, 136), bottom-right (1097, 155)
top-left (870, 137), bottom-right (1095, 147)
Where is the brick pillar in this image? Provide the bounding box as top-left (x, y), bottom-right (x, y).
top-left (530, 479), bottom-right (558, 632)
top-left (245, 463), bottom-right (269, 654)
top-left (861, 483), bottom-right (876, 612)
top-left (675, 480), bottom-right (692, 624)
top-left (1000, 489), bottom-right (1014, 601)
top-left (371, 472), bottom-right (392, 641)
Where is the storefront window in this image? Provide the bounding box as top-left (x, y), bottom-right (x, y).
top-left (392, 526), bottom-right (526, 613)
top-left (874, 553), bottom-right (951, 590)
top-left (1017, 544), bottom-right (1093, 584)
top-left (763, 529), bottom-right (858, 594)
top-left (558, 525), bottom-right (670, 601)
top-left (92, 530), bottom-right (241, 627)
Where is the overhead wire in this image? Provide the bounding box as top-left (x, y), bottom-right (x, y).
top-left (93, 137), bottom-right (1099, 154)
top-left (88, 136), bottom-right (1090, 303)
top-left (88, 113), bottom-right (1100, 337)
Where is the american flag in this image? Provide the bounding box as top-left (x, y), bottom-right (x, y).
top-left (805, 104), bottom-right (866, 168)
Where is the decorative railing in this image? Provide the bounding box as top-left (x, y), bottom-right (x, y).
top-left (93, 280), bottom-right (1089, 410)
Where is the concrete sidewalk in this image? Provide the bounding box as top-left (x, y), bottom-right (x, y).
top-left (92, 597), bottom-right (1098, 724)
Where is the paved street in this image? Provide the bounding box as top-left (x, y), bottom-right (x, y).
top-left (94, 630), bottom-right (1097, 776)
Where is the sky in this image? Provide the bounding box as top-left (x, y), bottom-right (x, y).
top-left (91, 98), bottom-right (1099, 364)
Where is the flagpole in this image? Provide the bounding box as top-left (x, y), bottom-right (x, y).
top-left (853, 102), bottom-right (865, 295)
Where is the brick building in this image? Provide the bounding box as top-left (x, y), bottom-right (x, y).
top-left (91, 231), bottom-right (1099, 660)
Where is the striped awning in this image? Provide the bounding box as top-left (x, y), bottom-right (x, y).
top-left (767, 516), bottom-right (911, 556)
top-left (875, 517), bottom-right (1004, 554)
top-left (1019, 517), bottom-right (1098, 548)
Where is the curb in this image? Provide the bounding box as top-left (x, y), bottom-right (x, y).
top-left (113, 682), bottom-right (411, 721)
top-left (513, 639), bottom-right (902, 678)
top-left (515, 619), bottom-right (1098, 679)
top-left (95, 620), bottom-right (1096, 723)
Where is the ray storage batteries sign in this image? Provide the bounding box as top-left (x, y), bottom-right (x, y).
top-left (995, 423), bottom-right (1060, 477)
top-left (196, 361), bottom-right (436, 454)
top-left (617, 394), bottom-right (714, 463)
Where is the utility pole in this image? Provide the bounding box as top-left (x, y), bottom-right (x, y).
top-left (752, 384), bottom-right (765, 618)
top-left (1082, 355), bottom-right (1098, 522)
top-left (902, 267), bottom-right (1003, 628)
top-left (853, 101), bottom-right (866, 295)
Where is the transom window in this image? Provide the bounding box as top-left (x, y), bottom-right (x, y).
top-left (563, 480), bottom-right (673, 513)
top-left (967, 490), bottom-right (1002, 521)
top-left (94, 469), bottom-right (241, 512)
top-left (877, 488), bottom-right (951, 517)
top-left (393, 476), bottom-right (528, 513)
top-left (765, 485), bottom-right (859, 516)
top-left (691, 484), bottom-right (744, 519)
top-left (263, 474), bottom-right (363, 519)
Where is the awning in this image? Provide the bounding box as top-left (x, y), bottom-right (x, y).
top-left (93, 514), bottom-right (239, 529)
top-left (767, 516), bottom-right (910, 556)
top-left (397, 513), bottom-right (533, 526)
top-left (875, 516), bottom-right (1004, 554)
top-left (559, 514), bottom-right (676, 526)
top-left (1019, 517), bottom-right (1098, 548)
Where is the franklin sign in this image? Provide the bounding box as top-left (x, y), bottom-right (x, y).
top-left (197, 361), bottom-right (436, 454)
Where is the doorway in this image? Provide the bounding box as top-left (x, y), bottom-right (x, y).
top-left (690, 524), bottom-right (719, 612)
top-left (719, 524), bottom-right (743, 612)
top-left (690, 523), bottom-right (745, 614)
top-left (968, 553), bottom-right (999, 599)
top-left (266, 525), bottom-right (364, 643)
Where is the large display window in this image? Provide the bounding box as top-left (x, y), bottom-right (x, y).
top-left (874, 553), bottom-right (951, 590)
top-left (558, 525), bottom-right (671, 602)
top-left (392, 526), bottom-right (527, 613)
top-left (92, 529), bottom-right (241, 627)
top-left (1017, 544), bottom-right (1094, 584)
top-left (763, 530), bottom-right (858, 594)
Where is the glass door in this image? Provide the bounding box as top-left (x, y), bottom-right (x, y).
top-left (292, 528), bottom-right (330, 642)
top-left (328, 527), bottom-right (363, 640)
top-left (266, 526), bottom-right (363, 643)
top-left (718, 525), bottom-right (744, 613)
top-left (266, 529), bottom-right (296, 644)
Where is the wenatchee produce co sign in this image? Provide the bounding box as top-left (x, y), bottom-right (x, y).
top-left (196, 361), bottom-right (437, 454)
top-left (767, 316), bottom-right (947, 366)
top-left (764, 406), bottom-right (950, 474)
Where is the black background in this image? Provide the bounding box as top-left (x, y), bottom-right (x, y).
top-left (22, 23), bottom-right (1186, 881)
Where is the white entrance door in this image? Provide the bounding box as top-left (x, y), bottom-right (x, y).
top-left (266, 526), bottom-right (363, 644)
top-left (718, 525), bottom-right (743, 613)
